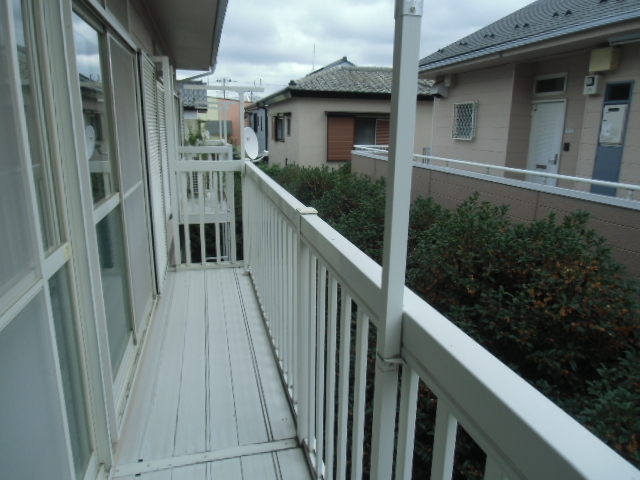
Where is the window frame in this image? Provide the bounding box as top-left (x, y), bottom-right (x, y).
top-left (533, 72), bottom-right (568, 97)
top-left (273, 113), bottom-right (290, 142)
top-left (452, 101), bottom-right (478, 141)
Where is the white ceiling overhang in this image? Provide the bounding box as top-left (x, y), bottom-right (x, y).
top-left (144, 0), bottom-right (228, 71)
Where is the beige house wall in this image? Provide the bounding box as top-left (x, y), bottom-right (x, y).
top-left (352, 153), bottom-right (640, 281)
top-left (268, 97), bottom-right (433, 168)
top-left (429, 64), bottom-right (515, 168)
top-left (504, 63), bottom-right (534, 172)
top-left (577, 43), bottom-right (640, 189)
top-left (424, 43), bottom-right (640, 194)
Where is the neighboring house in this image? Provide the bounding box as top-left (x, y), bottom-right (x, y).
top-left (197, 97), bottom-right (249, 145)
top-left (178, 80), bottom-right (208, 121)
top-left (246, 102), bottom-right (269, 154)
top-left (419, 0), bottom-right (640, 196)
top-left (255, 58), bottom-right (433, 168)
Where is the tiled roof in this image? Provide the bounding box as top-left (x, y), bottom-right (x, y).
top-left (179, 80), bottom-right (208, 109)
top-left (308, 56), bottom-right (355, 76)
top-left (258, 59), bottom-right (432, 106)
top-left (419, 0), bottom-right (640, 71)
top-left (288, 65), bottom-right (432, 95)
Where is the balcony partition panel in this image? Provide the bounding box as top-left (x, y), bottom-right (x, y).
top-left (241, 162), bottom-right (640, 480)
top-left (173, 153), bottom-right (238, 266)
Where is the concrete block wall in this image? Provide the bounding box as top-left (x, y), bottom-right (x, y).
top-left (353, 153), bottom-right (640, 281)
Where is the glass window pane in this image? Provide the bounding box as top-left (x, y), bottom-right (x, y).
top-left (0, 0), bottom-right (38, 309)
top-left (50, 267), bottom-right (92, 479)
top-left (109, 36), bottom-right (143, 193)
top-left (72, 13), bottom-right (115, 205)
top-left (14, 0), bottom-right (63, 253)
top-left (124, 188), bottom-right (153, 331)
top-left (96, 207), bottom-right (132, 376)
top-left (0, 294), bottom-right (72, 479)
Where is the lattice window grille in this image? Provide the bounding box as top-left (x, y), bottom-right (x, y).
top-left (452, 101), bottom-right (477, 140)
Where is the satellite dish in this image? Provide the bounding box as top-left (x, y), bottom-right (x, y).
top-left (244, 127), bottom-right (259, 160)
top-left (84, 125), bottom-right (96, 161)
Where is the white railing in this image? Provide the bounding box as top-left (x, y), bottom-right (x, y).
top-left (353, 145), bottom-right (640, 201)
top-left (242, 161), bottom-right (639, 479)
top-left (173, 146), bottom-right (239, 266)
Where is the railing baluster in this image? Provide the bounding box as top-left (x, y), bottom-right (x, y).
top-left (324, 274), bottom-right (339, 480)
top-left (197, 171), bottom-right (205, 265)
top-left (181, 172), bottom-right (191, 266)
top-left (287, 224), bottom-right (295, 397)
top-left (228, 171), bottom-right (236, 262)
top-left (430, 401), bottom-right (458, 480)
top-left (277, 210), bottom-right (284, 366)
top-left (308, 253), bottom-right (318, 456)
top-left (280, 217), bottom-right (287, 378)
top-left (316, 264), bottom-right (328, 478)
top-left (297, 233), bottom-right (311, 447)
top-left (395, 364), bottom-right (419, 480)
top-left (350, 310), bottom-right (370, 480)
top-left (272, 207), bottom-right (278, 355)
top-left (336, 292), bottom-right (352, 480)
top-left (211, 171), bottom-right (221, 263)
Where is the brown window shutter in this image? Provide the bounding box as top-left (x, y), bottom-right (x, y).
top-left (327, 116), bottom-right (355, 162)
top-left (375, 119), bottom-right (390, 145)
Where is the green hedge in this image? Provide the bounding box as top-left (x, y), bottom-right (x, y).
top-left (262, 163), bottom-right (640, 472)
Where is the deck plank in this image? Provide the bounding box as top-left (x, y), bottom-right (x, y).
top-left (278, 448), bottom-right (313, 480)
top-left (140, 272), bottom-right (190, 460)
top-left (236, 273), bottom-right (297, 441)
top-left (208, 458), bottom-right (242, 480)
top-left (220, 269), bottom-right (270, 446)
top-left (240, 452), bottom-right (279, 480)
top-left (116, 268), bottom-right (311, 479)
top-left (115, 272), bottom-right (177, 464)
top-left (206, 270), bottom-right (240, 451)
top-left (174, 271), bottom-right (207, 456)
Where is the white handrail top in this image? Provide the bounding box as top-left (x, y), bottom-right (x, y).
top-left (352, 146), bottom-right (640, 194)
top-left (401, 288), bottom-right (639, 479)
top-left (178, 145), bottom-right (231, 154)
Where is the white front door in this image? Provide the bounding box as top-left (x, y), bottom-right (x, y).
top-left (526, 100), bottom-right (566, 186)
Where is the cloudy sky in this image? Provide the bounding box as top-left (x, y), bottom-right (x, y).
top-left (180, 0), bottom-right (535, 99)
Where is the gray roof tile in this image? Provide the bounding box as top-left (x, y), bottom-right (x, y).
top-left (289, 65), bottom-right (432, 95)
top-left (420, 0), bottom-right (640, 71)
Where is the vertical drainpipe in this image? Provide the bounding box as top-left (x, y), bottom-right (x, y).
top-left (370, 1), bottom-right (423, 479)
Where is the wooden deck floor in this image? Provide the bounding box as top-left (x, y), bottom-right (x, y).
top-left (113, 269), bottom-right (310, 479)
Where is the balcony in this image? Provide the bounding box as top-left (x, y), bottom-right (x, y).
top-left (113, 150), bottom-right (639, 479)
top-left (113, 269), bottom-right (310, 479)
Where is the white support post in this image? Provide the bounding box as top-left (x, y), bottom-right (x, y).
top-left (370, 1), bottom-right (423, 479)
